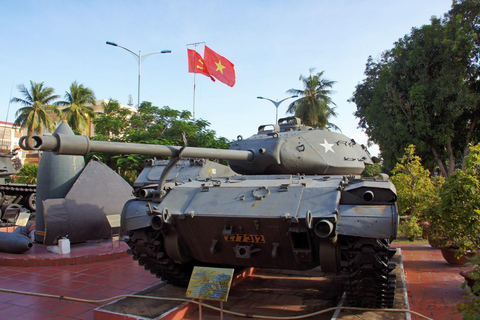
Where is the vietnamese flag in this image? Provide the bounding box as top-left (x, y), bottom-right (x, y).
top-left (204, 46), bottom-right (236, 87)
top-left (188, 49), bottom-right (215, 82)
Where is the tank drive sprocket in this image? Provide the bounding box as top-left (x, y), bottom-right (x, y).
top-left (340, 236), bottom-right (397, 308)
top-left (126, 227), bottom-right (194, 287)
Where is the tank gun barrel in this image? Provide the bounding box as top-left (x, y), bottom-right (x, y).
top-left (19, 134), bottom-right (254, 161)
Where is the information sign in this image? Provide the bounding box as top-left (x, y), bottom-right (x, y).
top-left (15, 211), bottom-right (31, 227)
top-left (106, 214), bottom-right (121, 228)
top-left (186, 266), bottom-right (234, 302)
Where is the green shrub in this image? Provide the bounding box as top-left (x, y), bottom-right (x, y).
top-left (363, 163), bottom-right (383, 177)
top-left (391, 145), bottom-right (443, 218)
top-left (458, 253), bottom-right (480, 319)
top-left (399, 216), bottom-right (423, 241)
top-left (435, 144), bottom-right (480, 255)
top-left (14, 163), bottom-right (38, 184)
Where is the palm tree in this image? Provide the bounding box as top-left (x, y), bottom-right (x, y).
top-left (56, 81), bottom-right (96, 134)
top-left (286, 68), bottom-right (339, 130)
top-left (11, 81), bottom-right (60, 135)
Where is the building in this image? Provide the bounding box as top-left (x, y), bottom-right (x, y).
top-left (0, 121), bottom-right (28, 164)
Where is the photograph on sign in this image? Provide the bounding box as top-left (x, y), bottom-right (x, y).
top-left (186, 266), bottom-right (234, 302)
top-left (15, 211), bottom-right (31, 227)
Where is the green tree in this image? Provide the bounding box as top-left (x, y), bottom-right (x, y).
top-left (363, 163), bottom-right (384, 177)
top-left (56, 81), bottom-right (96, 134)
top-left (11, 81), bottom-right (60, 134)
top-left (391, 145), bottom-right (445, 242)
top-left (435, 143), bottom-right (480, 255)
top-left (391, 145), bottom-right (443, 217)
top-left (351, 1), bottom-right (480, 175)
top-left (92, 102), bottom-right (230, 183)
top-left (92, 99), bottom-right (132, 139)
top-left (286, 69), bottom-right (339, 130)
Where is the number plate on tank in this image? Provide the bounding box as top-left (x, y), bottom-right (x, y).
top-left (224, 234), bottom-right (265, 243)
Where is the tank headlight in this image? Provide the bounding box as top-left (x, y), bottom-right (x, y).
top-left (363, 190), bottom-right (375, 202)
top-left (314, 220), bottom-right (334, 238)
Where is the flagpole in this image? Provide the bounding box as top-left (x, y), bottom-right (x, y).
top-left (187, 42), bottom-right (205, 121)
top-left (193, 43), bottom-right (197, 121)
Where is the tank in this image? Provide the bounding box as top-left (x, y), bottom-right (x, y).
top-left (19, 117), bottom-right (398, 308)
top-left (134, 158), bottom-right (237, 192)
top-left (0, 149), bottom-right (36, 226)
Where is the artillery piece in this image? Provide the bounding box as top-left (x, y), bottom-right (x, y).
top-left (20, 117), bottom-right (398, 308)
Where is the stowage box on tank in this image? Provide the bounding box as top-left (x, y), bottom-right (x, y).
top-left (20, 117), bottom-right (398, 308)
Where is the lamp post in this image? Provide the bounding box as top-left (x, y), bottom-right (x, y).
top-left (106, 41), bottom-right (171, 111)
top-left (257, 95), bottom-right (298, 124)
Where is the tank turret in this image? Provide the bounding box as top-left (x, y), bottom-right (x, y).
top-left (19, 117), bottom-right (398, 308)
top-left (0, 151), bottom-right (20, 179)
top-left (229, 117), bottom-right (375, 175)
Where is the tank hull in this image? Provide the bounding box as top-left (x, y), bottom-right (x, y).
top-left (123, 174), bottom-right (398, 307)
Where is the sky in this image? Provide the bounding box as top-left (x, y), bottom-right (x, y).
top-left (0, 0), bottom-right (454, 156)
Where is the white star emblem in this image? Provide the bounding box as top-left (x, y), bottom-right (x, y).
top-left (320, 139), bottom-right (335, 153)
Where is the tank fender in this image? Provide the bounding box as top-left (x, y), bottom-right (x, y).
top-left (336, 204), bottom-right (398, 240)
top-left (120, 199), bottom-right (157, 235)
top-left (164, 232), bottom-right (192, 264)
top-left (341, 180), bottom-right (397, 205)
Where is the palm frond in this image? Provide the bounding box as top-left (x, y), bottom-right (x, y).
top-left (11, 81), bottom-right (59, 134)
top-left (286, 69), bottom-right (337, 128)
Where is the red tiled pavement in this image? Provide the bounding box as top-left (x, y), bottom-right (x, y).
top-left (0, 241), bottom-right (473, 320)
top-left (0, 254), bottom-right (162, 320)
top-left (398, 243), bottom-right (469, 320)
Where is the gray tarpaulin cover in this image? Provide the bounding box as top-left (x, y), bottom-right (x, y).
top-left (42, 159), bottom-right (134, 245)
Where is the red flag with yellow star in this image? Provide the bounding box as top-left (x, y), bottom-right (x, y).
top-left (188, 49), bottom-right (215, 82)
top-left (204, 46), bottom-right (236, 87)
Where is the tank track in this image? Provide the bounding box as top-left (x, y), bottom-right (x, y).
top-left (340, 236), bottom-right (397, 308)
top-left (126, 227), bottom-right (194, 287)
top-left (0, 184), bottom-right (36, 212)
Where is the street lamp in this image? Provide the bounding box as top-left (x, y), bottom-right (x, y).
top-left (257, 95), bottom-right (298, 124)
top-left (106, 41), bottom-right (171, 111)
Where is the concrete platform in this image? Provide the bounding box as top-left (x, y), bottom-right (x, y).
top-left (95, 266), bottom-right (344, 320)
top-left (0, 243), bottom-right (469, 319)
top-left (0, 238), bottom-right (129, 267)
top-left (94, 253), bottom-right (410, 320)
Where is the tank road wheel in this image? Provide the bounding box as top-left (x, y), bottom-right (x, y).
top-left (24, 193), bottom-right (36, 212)
top-left (340, 236), bottom-right (397, 308)
top-left (126, 227), bottom-right (194, 287)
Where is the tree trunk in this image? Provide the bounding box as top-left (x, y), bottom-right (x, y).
top-left (461, 116), bottom-right (478, 171)
top-left (446, 141), bottom-right (456, 176)
top-left (432, 146), bottom-right (448, 177)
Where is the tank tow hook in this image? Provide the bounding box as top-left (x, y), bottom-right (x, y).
top-left (233, 244), bottom-right (260, 258)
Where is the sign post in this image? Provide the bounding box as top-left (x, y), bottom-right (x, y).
top-left (186, 266), bottom-right (234, 320)
top-left (106, 214), bottom-right (121, 249)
